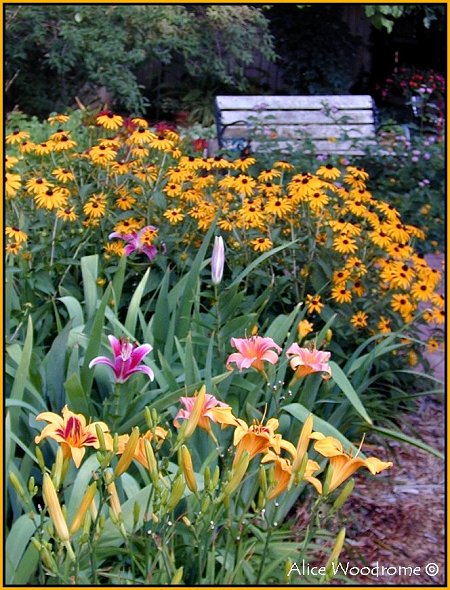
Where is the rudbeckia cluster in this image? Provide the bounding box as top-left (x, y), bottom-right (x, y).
top-left (5, 110), bottom-right (444, 355)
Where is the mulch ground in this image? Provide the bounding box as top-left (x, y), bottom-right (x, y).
top-left (294, 396), bottom-right (445, 585)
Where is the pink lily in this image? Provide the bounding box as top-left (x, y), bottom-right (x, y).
top-left (173, 392), bottom-right (235, 432)
top-left (109, 225), bottom-right (158, 260)
top-left (89, 335), bottom-right (154, 383)
top-left (285, 344), bottom-right (332, 380)
top-left (226, 335), bottom-right (282, 373)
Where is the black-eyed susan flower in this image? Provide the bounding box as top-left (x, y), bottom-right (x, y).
top-left (56, 206), bottom-right (78, 222)
top-left (5, 172), bottom-right (21, 197)
top-left (331, 286), bottom-right (352, 304)
top-left (233, 156), bottom-right (256, 172)
top-left (48, 113), bottom-right (71, 125)
top-left (316, 164), bottom-right (341, 180)
top-left (258, 168), bottom-right (282, 182)
top-left (97, 112), bottom-right (123, 130)
top-left (53, 134), bottom-right (77, 151)
top-left (345, 256), bottom-right (367, 275)
top-left (34, 141), bottom-right (55, 156)
top-left (164, 208), bottom-right (185, 224)
top-left (250, 236), bottom-right (273, 252)
top-left (5, 226), bottom-right (28, 243)
top-left (52, 168), bottom-right (75, 183)
top-left (26, 177), bottom-right (52, 194)
top-left (332, 269), bottom-right (350, 284)
top-left (377, 316), bottom-right (391, 333)
top-left (5, 155), bottom-right (19, 169)
top-left (35, 187), bottom-right (68, 210)
top-left (411, 280), bottom-right (434, 301)
top-left (350, 310), bottom-right (368, 329)
top-left (5, 241), bottom-right (22, 255)
top-left (18, 140), bottom-right (35, 154)
top-left (391, 294), bottom-right (414, 316)
top-left (149, 134), bottom-right (174, 152)
top-left (114, 191), bottom-right (136, 211)
top-left (426, 338), bottom-right (440, 353)
top-left (83, 193), bottom-right (107, 219)
top-left (6, 129), bottom-right (30, 144)
top-left (306, 294), bottom-right (324, 315)
top-left (233, 175), bottom-right (257, 197)
top-left (266, 196), bottom-right (293, 219)
top-left (89, 144), bottom-right (117, 165)
top-left (129, 127), bottom-right (155, 145)
top-left (332, 234), bottom-right (358, 254)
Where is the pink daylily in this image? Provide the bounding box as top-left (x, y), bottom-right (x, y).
top-left (174, 393), bottom-right (236, 432)
top-left (89, 335), bottom-right (154, 383)
top-left (226, 335), bottom-right (282, 373)
top-left (286, 344), bottom-right (332, 379)
top-left (109, 225), bottom-right (158, 260)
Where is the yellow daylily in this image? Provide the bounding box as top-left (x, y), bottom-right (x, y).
top-left (35, 405), bottom-right (113, 468)
top-left (313, 434), bottom-right (393, 493)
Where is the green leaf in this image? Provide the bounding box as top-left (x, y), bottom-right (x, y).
top-left (81, 254), bottom-right (99, 319)
top-left (369, 425), bottom-right (444, 459)
top-left (124, 267), bottom-right (150, 337)
top-left (229, 239), bottom-right (298, 287)
top-left (5, 514), bottom-right (38, 583)
top-left (80, 284), bottom-right (112, 395)
top-left (65, 372), bottom-right (91, 417)
top-left (42, 322), bottom-right (72, 409)
top-left (329, 361), bottom-right (372, 424)
top-left (58, 295), bottom-right (84, 327)
top-left (151, 268), bottom-right (170, 355)
top-left (111, 255), bottom-right (127, 311)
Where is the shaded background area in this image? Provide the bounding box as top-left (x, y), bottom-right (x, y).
top-left (5, 4), bottom-right (446, 123)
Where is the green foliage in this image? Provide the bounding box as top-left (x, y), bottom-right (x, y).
top-left (5, 5), bottom-right (275, 118)
top-left (364, 5), bottom-right (446, 33)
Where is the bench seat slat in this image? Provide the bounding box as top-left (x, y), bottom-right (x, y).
top-left (216, 95), bottom-right (374, 110)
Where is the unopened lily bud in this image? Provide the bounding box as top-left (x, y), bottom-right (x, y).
top-left (32, 539), bottom-right (58, 572)
top-left (144, 439), bottom-right (158, 483)
top-left (203, 466), bottom-right (211, 490)
top-left (171, 566), bottom-right (184, 585)
top-left (151, 512), bottom-right (159, 524)
top-left (259, 465), bottom-right (267, 493)
top-left (166, 475), bottom-right (185, 512)
top-left (42, 473), bottom-right (70, 542)
top-left (82, 510), bottom-right (92, 538)
top-left (183, 386), bottom-right (206, 440)
top-left (28, 476), bottom-right (36, 496)
top-left (267, 464), bottom-right (275, 488)
top-left (212, 465), bottom-right (220, 488)
top-left (291, 452), bottom-right (308, 488)
top-left (113, 433), bottom-right (119, 454)
top-left (180, 446), bottom-right (197, 494)
top-left (95, 423), bottom-right (108, 452)
top-left (52, 447), bottom-right (64, 490)
top-left (144, 406), bottom-right (153, 429)
top-left (115, 427), bottom-right (139, 476)
top-left (69, 482), bottom-right (98, 534)
top-left (182, 516), bottom-right (192, 527)
top-left (90, 497), bottom-right (98, 522)
top-left (201, 496), bottom-right (210, 513)
top-left (9, 472), bottom-right (26, 499)
top-left (211, 236), bottom-right (225, 285)
top-left (257, 489), bottom-right (266, 510)
top-left (223, 451), bottom-right (250, 496)
top-left (326, 329), bottom-right (333, 343)
top-left (35, 446), bottom-right (46, 472)
top-left (324, 527), bottom-right (346, 579)
top-left (151, 408), bottom-right (158, 424)
top-left (105, 470), bottom-right (122, 519)
top-left (333, 479), bottom-right (355, 512)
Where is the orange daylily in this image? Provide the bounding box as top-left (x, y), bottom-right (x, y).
top-left (35, 405), bottom-right (112, 468)
top-left (232, 416), bottom-right (282, 466)
top-left (261, 450), bottom-right (322, 498)
top-left (312, 434), bottom-right (393, 493)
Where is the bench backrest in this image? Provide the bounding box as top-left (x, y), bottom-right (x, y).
top-left (215, 95), bottom-right (376, 155)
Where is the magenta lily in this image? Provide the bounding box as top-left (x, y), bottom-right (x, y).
top-left (109, 225), bottom-right (158, 260)
top-left (89, 335), bottom-right (154, 383)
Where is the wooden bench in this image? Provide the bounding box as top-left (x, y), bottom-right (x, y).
top-left (214, 95), bottom-right (377, 156)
